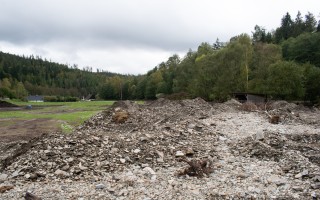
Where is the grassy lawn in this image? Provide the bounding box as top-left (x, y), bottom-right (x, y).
top-left (0, 100), bottom-right (115, 133)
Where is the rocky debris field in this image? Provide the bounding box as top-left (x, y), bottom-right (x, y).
top-left (0, 98), bottom-right (320, 199)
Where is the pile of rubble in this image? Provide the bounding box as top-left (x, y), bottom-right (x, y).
top-left (231, 131), bottom-right (320, 172)
top-left (1, 99), bottom-right (218, 181)
top-left (0, 98), bottom-right (320, 199)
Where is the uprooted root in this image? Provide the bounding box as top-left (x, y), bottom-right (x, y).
top-left (177, 158), bottom-right (214, 177)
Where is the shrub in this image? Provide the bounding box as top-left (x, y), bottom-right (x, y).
top-left (44, 96), bottom-right (79, 102)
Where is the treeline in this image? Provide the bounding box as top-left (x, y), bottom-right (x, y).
top-left (253, 11), bottom-right (320, 44)
top-left (1, 11), bottom-right (320, 103)
top-left (99, 11), bottom-right (320, 103)
top-left (0, 52), bottom-right (120, 99)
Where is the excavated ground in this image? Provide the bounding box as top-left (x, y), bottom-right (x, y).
top-left (0, 98), bottom-right (319, 199)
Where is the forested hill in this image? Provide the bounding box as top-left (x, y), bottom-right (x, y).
top-left (0, 51), bottom-right (123, 99)
top-left (1, 11), bottom-right (320, 103)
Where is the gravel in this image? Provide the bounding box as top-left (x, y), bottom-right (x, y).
top-left (1, 98), bottom-right (319, 199)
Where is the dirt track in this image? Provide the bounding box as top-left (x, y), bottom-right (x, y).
top-left (0, 99), bottom-right (320, 199)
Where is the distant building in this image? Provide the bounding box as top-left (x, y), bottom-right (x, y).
top-left (232, 92), bottom-right (267, 103)
top-left (27, 95), bottom-right (44, 102)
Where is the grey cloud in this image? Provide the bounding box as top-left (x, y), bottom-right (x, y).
top-left (0, 0), bottom-right (199, 51)
top-left (1, 0), bottom-right (319, 74)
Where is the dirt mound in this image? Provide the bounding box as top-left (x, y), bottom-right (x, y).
top-left (270, 100), bottom-right (297, 111)
top-left (1, 98), bottom-right (320, 199)
top-left (164, 92), bottom-right (192, 100)
top-left (225, 98), bottom-right (242, 106)
top-left (234, 100), bottom-right (319, 126)
top-left (181, 97), bottom-right (212, 110)
top-left (147, 98), bottom-right (176, 107)
top-left (231, 131), bottom-right (320, 174)
top-left (231, 132), bottom-right (285, 161)
top-left (239, 102), bottom-right (258, 111)
top-left (0, 100), bottom-right (18, 108)
top-left (111, 100), bottom-right (139, 111)
top-left (286, 133), bottom-right (320, 143)
top-left (2, 98), bottom-right (218, 182)
top-left (112, 110), bottom-right (129, 123)
top-left (210, 98), bottom-right (247, 113)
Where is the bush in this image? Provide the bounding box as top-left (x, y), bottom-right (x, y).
top-left (0, 88), bottom-right (16, 99)
top-left (64, 96), bottom-right (79, 102)
top-left (44, 96), bottom-right (79, 102)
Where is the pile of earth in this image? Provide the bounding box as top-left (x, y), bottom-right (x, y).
top-left (1, 98), bottom-right (320, 199)
top-left (231, 130), bottom-right (320, 173)
top-left (1, 98), bottom-right (219, 182)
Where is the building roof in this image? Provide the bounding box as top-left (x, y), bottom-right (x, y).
top-left (27, 95), bottom-right (44, 101)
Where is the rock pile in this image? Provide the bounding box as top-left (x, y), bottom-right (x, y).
top-left (231, 131), bottom-right (320, 171)
top-left (1, 98), bottom-right (320, 199)
top-left (2, 99), bottom-right (218, 182)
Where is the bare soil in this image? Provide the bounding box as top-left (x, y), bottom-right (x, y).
top-left (0, 118), bottom-right (60, 142)
top-left (0, 101), bottom-right (61, 142)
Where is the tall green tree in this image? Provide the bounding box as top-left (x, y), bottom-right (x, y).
top-left (292, 11), bottom-right (304, 37)
top-left (206, 34), bottom-right (253, 101)
top-left (282, 32), bottom-right (320, 67)
top-left (13, 82), bottom-right (28, 99)
top-left (109, 76), bottom-right (123, 100)
top-left (252, 25), bottom-right (267, 43)
top-left (144, 70), bottom-right (164, 99)
top-left (189, 53), bottom-right (217, 99)
top-left (0, 78), bottom-right (15, 98)
top-left (98, 82), bottom-right (115, 100)
top-left (267, 61), bottom-right (305, 100)
top-left (275, 12), bottom-right (293, 43)
top-left (249, 43), bottom-right (282, 93)
top-left (304, 12), bottom-right (317, 32)
top-left (172, 50), bottom-right (197, 93)
top-left (213, 38), bottom-right (224, 50)
top-left (304, 64), bottom-right (320, 103)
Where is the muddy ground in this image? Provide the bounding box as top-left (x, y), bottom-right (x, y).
top-left (0, 102), bottom-right (65, 176)
top-left (0, 98), bottom-right (319, 199)
top-left (0, 118), bottom-right (61, 142)
top-left (0, 101), bottom-right (69, 143)
top-left (0, 101), bottom-right (61, 143)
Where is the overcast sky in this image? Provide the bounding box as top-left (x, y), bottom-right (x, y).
top-left (0, 0), bottom-right (319, 74)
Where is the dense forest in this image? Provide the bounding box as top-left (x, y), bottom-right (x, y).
top-left (1, 11), bottom-right (320, 103)
top-left (0, 53), bottom-right (128, 99)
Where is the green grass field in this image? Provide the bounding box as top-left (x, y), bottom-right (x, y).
top-left (0, 100), bottom-right (115, 133)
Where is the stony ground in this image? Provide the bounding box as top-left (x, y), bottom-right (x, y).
top-left (0, 99), bottom-right (319, 199)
